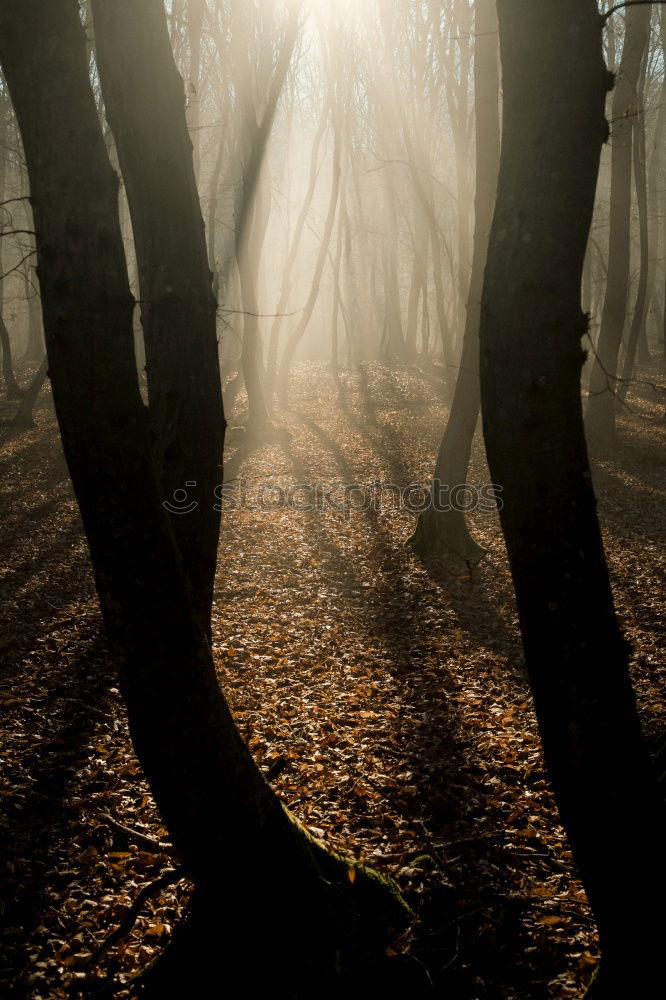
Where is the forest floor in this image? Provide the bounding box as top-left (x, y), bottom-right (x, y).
top-left (0, 361), bottom-right (664, 1000)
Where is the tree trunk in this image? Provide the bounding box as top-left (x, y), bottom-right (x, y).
top-left (218, 8), bottom-right (299, 424)
top-left (619, 61), bottom-right (650, 398)
top-left (330, 208), bottom-right (344, 372)
top-left (400, 116), bottom-right (453, 395)
top-left (185, 0), bottom-right (204, 184)
top-left (451, 0), bottom-right (473, 350)
top-left (0, 316), bottom-right (22, 400)
top-left (586, 4), bottom-right (650, 452)
top-left (22, 267), bottom-right (44, 363)
top-left (207, 131), bottom-right (225, 301)
top-left (0, 105), bottom-right (23, 400)
top-left (277, 117), bottom-right (342, 406)
top-left (237, 186), bottom-right (270, 435)
top-left (642, 9), bottom-right (666, 358)
top-left (11, 353), bottom-right (48, 430)
top-left (411, 0), bottom-right (499, 563)
top-left (266, 102), bottom-right (329, 384)
top-left (91, 0), bottom-right (224, 625)
top-left (480, 3), bottom-right (664, 994)
top-left (380, 167), bottom-right (406, 361)
top-left (0, 2), bottom-right (408, 991)
top-left (406, 204), bottom-right (428, 358)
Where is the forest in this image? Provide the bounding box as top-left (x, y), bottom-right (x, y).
top-left (0, 0), bottom-right (664, 997)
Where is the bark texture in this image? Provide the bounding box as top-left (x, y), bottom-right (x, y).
top-left (91, 0), bottom-right (224, 624)
top-left (480, 3), bottom-right (664, 993)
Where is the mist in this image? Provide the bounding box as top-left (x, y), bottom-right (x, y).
top-left (0, 2), bottom-right (664, 998)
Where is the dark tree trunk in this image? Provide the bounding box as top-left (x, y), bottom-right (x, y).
top-left (12, 354), bottom-right (48, 430)
top-left (586, 4), bottom-right (650, 452)
top-left (0, 316), bottom-right (22, 400)
top-left (91, 0), bottom-right (224, 626)
top-left (207, 131), bottom-right (225, 301)
top-left (0, 107), bottom-right (23, 401)
top-left (0, 3), bottom-right (408, 992)
top-left (619, 65), bottom-right (650, 397)
top-left (411, 0), bottom-right (499, 563)
top-left (480, 3), bottom-right (664, 994)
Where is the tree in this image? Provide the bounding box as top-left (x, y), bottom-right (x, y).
top-left (586, 3), bottom-right (651, 452)
top-left (11, 354), bottom-right (48, 430)
top-left (265, 97), bottom-right (329, 383)
top-left (0, 95), bottom-right (23, 401)
top-left (276, 111), bottom-right (342, 404)
top-left (480, 2), bottom-right (664, 994)
top-left (0, 0), bottom-right (408, 993)
top-left (91, 0), bottom-right (225, 626)
top-left (619, 52), bottom-right (650, 395)
top-left (185, 0), bottom-right (205, 183)
top-left (211, 0), bottom-right (300, 433)
top-left (645, 8), bottom-right (666, 350)
top-left (411, 0), bottom-right (499, 563)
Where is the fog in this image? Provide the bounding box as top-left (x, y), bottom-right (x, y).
top-left (0, 2), bottom-right (664, 996)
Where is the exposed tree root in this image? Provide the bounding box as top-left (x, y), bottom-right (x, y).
top-left (409, 508), bottom-right (486, 566)
top-left (134, 817), bottom-right (418, 999)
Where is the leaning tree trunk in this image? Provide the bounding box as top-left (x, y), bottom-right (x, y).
top-left (411, 0), bottom-right (499, 563)
top-left (480, 3), bottom-right (664, 995)
top-left (0, 2), bottom-right (408, 994)
top-left (586, 3), bottom-right (650, 452)
top-left (220, 9), bottom-right (299, 421)
top-left (91, 0), bottom-right (224, 626)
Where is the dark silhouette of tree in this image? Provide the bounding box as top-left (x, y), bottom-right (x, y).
top-left (0, 0), bottom-right (408, 994)
top-left (11, 353), bottom-right (47, 430)
top-left (619, 55), bottom-right (650, 397)
top-left (480, 2), bottom-right (664, 995)
top-left (91, 0), bottom-right (224, 625)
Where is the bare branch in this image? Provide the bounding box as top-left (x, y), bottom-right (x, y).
top-left (603, 2), bottom-right (666, 26)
